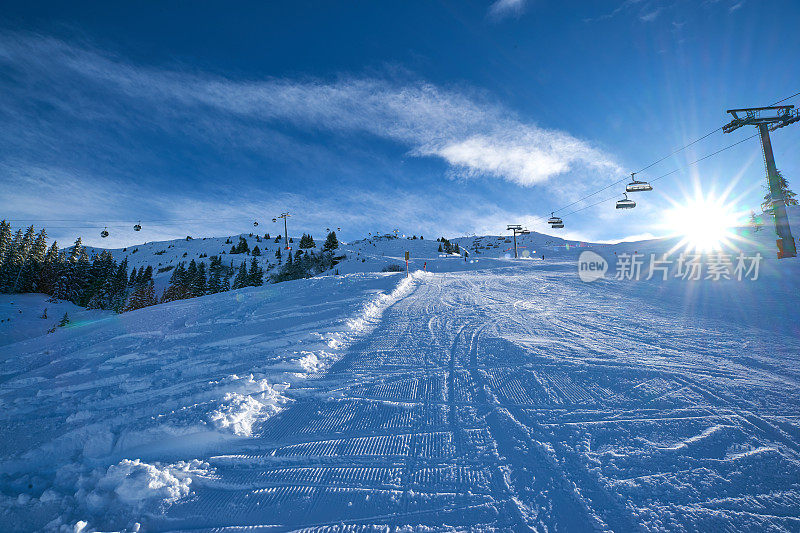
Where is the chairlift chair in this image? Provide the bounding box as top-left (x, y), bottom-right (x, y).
top-left (616, 192), bottom-right (636, 209)
top-left (625, 173), bottom-right (653, 193)
top-left (101, 227), bottom-right (109, 238)
top-left (253, 221), bottom-right (259, 227)
top-left (547, 212), bottom-right (563, 225)
top-left (551, 222), bottom-right (564, 229)
top-left (133, 221), bottom-right (142, 231)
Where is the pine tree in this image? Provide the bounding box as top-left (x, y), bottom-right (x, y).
top-left (27, 229), bottom-right (49, 292)
top-left (0, 220), bottom-right (11, 273)
top-left (192, 262), bottom-right (207, 296)
top-left (223, 262), bottom-right (233, 291)
top-left (762, 170), bottom-right (798, 212)
top-left (275, 248), bottom-right (282, 263)
top-left (749, 210), bottom-right (764, 233)
top-left (323, 231), bottom-right (339, 252)
top-left (230, 236), bottom-right (250, 254)
top-left (59, 312), bottom-right (70, 327)
top-left (252, 246), bottom-right (261, 256)
top-left (299, 233), bottom-right (315, 249)
top-left (53, 238), bottom-right (88, 303)
top-left (161, 262), bottom-right (185, 302)
top-left (124, 279), bottom-right (158, 312)
top-left (110, 258), bottom-right (129, 312)
top-left (185, 260), bottom-right (198, 297)
top-left (232, 261), bottom-right (248, 289)
top-left (144, 279), bottom-right (158, 307)
top-left (248, 257), bottom-right (264, 286)
top-left (208, 256), bottom-right (224, 294)
top-left (135, 266), bottom-right (145, 284)
top-left (0, 228), bottom-right (23, 292)
top-left (13, 227), bottom-right (47, 293)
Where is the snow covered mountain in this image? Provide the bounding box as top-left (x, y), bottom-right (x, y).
top-left (2, 221), bottom-right (800, 531)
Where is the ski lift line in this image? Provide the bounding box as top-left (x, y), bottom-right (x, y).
top-left (561, 194), bottom-right (617, 217)
top-left (631, 127), bottom-right (723, 175)
top-left (770, 91), bottom-right (800, 106)
top-left (547, 89), bottom-right (798, 217)
top-left (648, 131), bottom-right (759, 183)
top-left (548, 128), bottom-right (725, 215)
top-left (560, 132), bottom-right (762, 218)
top-left (4, 217), bottom-right (251, 224)
top-left (551, 126), bottom-right (727, 215)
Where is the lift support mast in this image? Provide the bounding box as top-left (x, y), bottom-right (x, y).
top-left (723, 105), bottom-right (800, 258)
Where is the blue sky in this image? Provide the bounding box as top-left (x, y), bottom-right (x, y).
top-left (2, 0), bottom-right (799, 247)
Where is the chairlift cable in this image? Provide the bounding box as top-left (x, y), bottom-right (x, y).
top-left (560, 132), bottom-right (761, 218)
top-left (548, 89), bottom-right (798, 218)
top-left (769, 91), bottom-right (800, 106)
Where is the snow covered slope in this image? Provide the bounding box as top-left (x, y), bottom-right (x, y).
top-left (2, 221), bottom-right (800, 531)
top-left (0, 271), bottom-right (423, 531)
top-left (0, 294), bottom-right (112, 348)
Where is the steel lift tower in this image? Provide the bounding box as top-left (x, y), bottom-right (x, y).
top-left (273, 212), bottom-right (292, 250)
top-left (506, 225), bottom-right (530, 259)
top-left (723, 105), bottom-right (800, 258)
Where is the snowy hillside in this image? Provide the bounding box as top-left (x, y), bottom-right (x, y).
top-left (0, 295), bottom-right (113, 348)
top-left (0, 271), bottom-right (423, 531)
top-left (2, 225), bottom-right (800, 531)
top-left (80, 205), bottom-right (800, 286)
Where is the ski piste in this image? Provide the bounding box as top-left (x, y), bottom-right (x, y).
top-left (2, 225), bottom-right (800, 531)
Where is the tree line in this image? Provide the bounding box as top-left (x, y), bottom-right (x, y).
top-left (0, 222), bottom-right (343, 313)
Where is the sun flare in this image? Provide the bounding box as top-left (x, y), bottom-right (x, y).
top-left (663, 193), bottom-right (743, 253)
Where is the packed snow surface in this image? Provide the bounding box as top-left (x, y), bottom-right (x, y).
top-left (2, 227), bottom-right (800, 531)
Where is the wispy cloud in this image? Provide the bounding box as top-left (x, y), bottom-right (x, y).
top-left (0, 32), bottom-right (625, 245)
top-left (487, 0), bottom-right (528, 21)
top-left (0, 32), bottom-right (617, 189)
top-left (640, 8), bottom-right (662, 21)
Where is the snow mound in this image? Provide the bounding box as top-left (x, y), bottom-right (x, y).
top-left (207, 374), bottom-right (286, 436)
top-left (347, 271), bottom-right (428, 333)
top-left (82, 459), bottom-right (211, 513)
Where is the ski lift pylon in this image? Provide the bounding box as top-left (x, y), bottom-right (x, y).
top-left (625, 172), bottom-right (653, 193)
top-left (616, 192), bottom-right (636, 209)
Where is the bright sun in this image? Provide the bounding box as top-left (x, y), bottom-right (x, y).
top-left (663, 193), bottom-right (743, 253)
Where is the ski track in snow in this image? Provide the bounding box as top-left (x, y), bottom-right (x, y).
top-left (2, 247), bottom-right (800, 530)
top-left (0, 272), bottom-right (423, 532)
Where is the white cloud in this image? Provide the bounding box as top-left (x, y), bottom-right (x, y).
top-left (0, 33), bottom-right (618, 191)
top-left (488, 0), bottom-right (528, 20)
top-left (639, 8), bottom-right (662, 21)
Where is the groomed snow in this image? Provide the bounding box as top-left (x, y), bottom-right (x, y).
top-left (0, 271), bottom-right (422, 531)
top-left (2, 221), bottom-right (800, 531)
